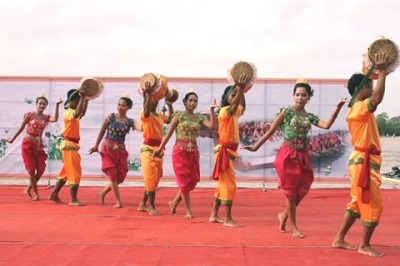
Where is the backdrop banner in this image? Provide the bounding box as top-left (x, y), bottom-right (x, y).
top-left (0, 77), bottom-right (349, 180)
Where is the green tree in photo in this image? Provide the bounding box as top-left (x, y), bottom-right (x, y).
top-left (377, 112), bottom-right (400, 136)
top-left (128, 157), bottom-right (141, 171)
top-left (376, 112), bottom-right (388, 135)
top-left (45, 131), bottom-right (62, 161)
top-left (0, 139), bottom-right (6, 158)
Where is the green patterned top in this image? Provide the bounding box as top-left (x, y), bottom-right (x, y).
top-left (175, 110), bottom-right (205, 141)
top-left (279, 107), bottom-right (319, 142)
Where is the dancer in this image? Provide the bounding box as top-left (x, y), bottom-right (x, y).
top-left (153, 91), bottom-right (218, 219)
top-left (209, 74), bottom-right (250, 227)
top-left (332, 53), bottom-right (388, 257)
top-left (243, 79), bottom-right (347, 238)
top-left (89, 95), bottom-right (142, 208)
top-left (3, 94), bottom-right (62, 201)
top-left (48, 87), bottom-right (89, 206)
top-left (137, 81), bottom-right (174, 215)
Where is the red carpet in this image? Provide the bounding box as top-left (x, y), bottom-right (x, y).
top-left (0, 185), bottom-right (399, 266)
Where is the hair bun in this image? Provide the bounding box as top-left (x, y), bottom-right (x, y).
top-left (121, 93), bottom-right (131, 99)
top-left (296, 78), bottom-right (308, 84)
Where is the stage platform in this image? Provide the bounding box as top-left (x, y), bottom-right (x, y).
top-left (0, 178), bottom-right (399, 266)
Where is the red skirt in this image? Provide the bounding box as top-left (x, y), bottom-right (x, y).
top-left (172, 145), bottom-right (200, 194)
top-left (273, 144), bottom-right (314, 201)
top-left (21, 137), bottom-right (48, 177)
top-left (100, 141), bottom-right (128, 184)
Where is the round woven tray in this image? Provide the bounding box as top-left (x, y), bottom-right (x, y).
top-left (231, 61), bottom-right (254, 82)
top-left (81, 78), bottom-right (100, 97)
top-left (140, 73), bottom-right (157, 89)
top-left (368, 38), bottom-right (398, 65)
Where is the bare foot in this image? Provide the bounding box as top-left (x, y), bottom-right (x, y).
top-left (169, 201), bottom-right (177, 215)
top-left (358, 246), bottom-right (384, 257)
top-left (48, 194), bottom-right (63, 204)
top-left (183, 214), bottom-right (193, 219)
top-left (69, 200), bottom-right (85, 206)
top-left (99, 192), bottom-right (106, 205)
top-left (31, 195), bottom-right (39, 201)
top-left (332, 239), bottom-right (357, 250)
top-left (223, 219), bottom-right (242, 227)
top-left (209, 216), bottom-right (224, 223)
top-left (149, 208), bottom-right (160, 216)
top-left (278, 212), bottom-right (288, 233)
top-left (113, 204), bottom-right (122, 209)
top-left (137, 205), bottom-right (149, 212)
top-left (292, 230), bottom-right (304, 239)
top-left (23, 189), bottom-right (32, 200)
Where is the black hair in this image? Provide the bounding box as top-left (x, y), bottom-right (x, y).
top-left (182, 92), bottom-right (198, 103)
top-left (64, 89), bottom-right (80, 109)
top-left (293, 83), bottom-right (314, 98)
top-left (120, 97), bottom-right (133, 109)
top-left (67, 89), bottom-right (80, 101)
top-left (347, 73), bottom-right (371, 96)
top-left (220, 85), bottom-right (233, 107)
top-left (36, 96), bottom-right (48, 104)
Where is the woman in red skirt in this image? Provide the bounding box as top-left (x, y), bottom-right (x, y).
top-left (243, 80), bottom-right (347, 238)
top-left (3, 94), bottom-right (62, 201)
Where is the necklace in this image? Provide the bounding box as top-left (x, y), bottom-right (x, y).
top-left (185, 111), bottom-right (196, 120)
top-left (185, 111), bottom-right (195, 152)
top-left (292, 107), bottom-right (306, 117)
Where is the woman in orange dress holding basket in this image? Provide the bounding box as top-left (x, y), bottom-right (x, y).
top-left (209, 62), bottom-right (255, 227)
top-left (332, 37), bottom-right (399, 257)
top-left (49, 77), bottom-right (102, 206)
top-left (153, 90), bottom-right (218, 219)
top-left (137, 76), bottom-right (175, 216)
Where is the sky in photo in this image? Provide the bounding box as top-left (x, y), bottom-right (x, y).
top-left (1, 0), bottom-right (400, 117)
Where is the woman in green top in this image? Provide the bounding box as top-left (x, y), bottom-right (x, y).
top-left (153, 91), bottom-right (217, 219)
top-left (243, 80), bottom-right (347, 238)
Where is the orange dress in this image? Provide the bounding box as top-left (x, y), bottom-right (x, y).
top-left (212, 105), bottom-right (243, 205)
top-left (140, 110), bottom-right (168, 195)
top-left (346, 99), bottom-right (382, 227)
top-left (57, 108), bottom-right (81, 186)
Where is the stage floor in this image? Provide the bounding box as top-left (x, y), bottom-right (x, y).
top-left (0, 183), bottom-right (399, 266)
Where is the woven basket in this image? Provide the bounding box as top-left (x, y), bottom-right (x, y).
top-left (81, 79), bottom-right (99, 97)
top-left (80, 77), bottom-right (103, 100)
top-left (231, 61), bottom-right (254, 83)
top-left (368, 38), bottom-right (398, 65)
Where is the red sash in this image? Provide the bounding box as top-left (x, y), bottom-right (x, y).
top-left (143, 138), bottom-right (161, 146)
top-left (355, 145), bottom-right (381, 203)
top-left (63, 136), bottom-right (79, 144)
top-left (211, 141), bottom-right (238, 180)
